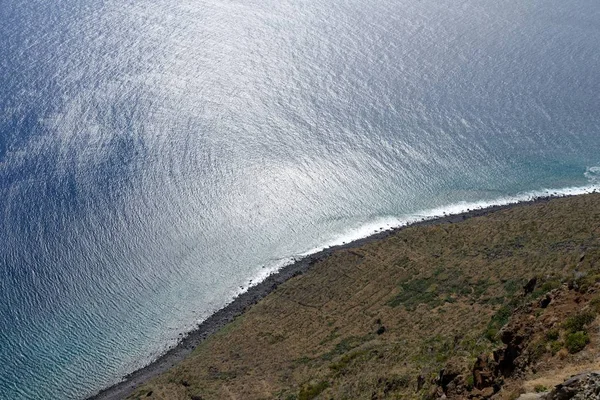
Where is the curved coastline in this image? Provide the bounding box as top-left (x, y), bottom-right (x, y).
top-left (88, 187), bottom-right (598, 400)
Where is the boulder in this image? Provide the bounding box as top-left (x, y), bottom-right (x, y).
top-left (544, 371), bottom-right (600, 400)
top-left (524, 278), bottom-right (538, 295)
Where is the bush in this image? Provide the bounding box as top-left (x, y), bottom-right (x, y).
top-left (503, 279), bottom-right (520, 295)
top-left (546, 329), bottom-right (559, 341)
top-left (484, 305), bottom-right (512, 342)
top-left (563, 312), bottom-right (596, 333)
top-left (563, 312), bottom-right (595, 333)
top-left (565, 331), bottom-right (590, 354)
top-left (378, 375), bottom-right (410, 393)
top-left (550, 341), bottom-right (563, 355)
top-left (298, 381), bottom-right (329, 400)
top-left (534, 384), bottom-right (548, 393)
top-left (465, 375), bottom-right (474, 390)
top-left (541, 280), bottom-right (560, 292)
top-left (484, 327), bottom-right (499, 342)
top-left (591, 296), bottom-right (600, 313)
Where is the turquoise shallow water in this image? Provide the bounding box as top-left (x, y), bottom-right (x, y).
top-left (0, 0), bottom-right (599, 398)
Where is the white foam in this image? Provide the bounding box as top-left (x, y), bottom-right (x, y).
top-left (584, 166), bottom-right (600, 183)
top-left (304, 183), bottom-right (600, 255)
top-left (235, 181), bottom-right (600, 297)
top-left (233, 256), bottom-right (297, 296)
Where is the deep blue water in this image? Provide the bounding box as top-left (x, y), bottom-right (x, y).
top-left (1, 0), bottom-right (599, 398)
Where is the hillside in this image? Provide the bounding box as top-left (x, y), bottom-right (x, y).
top-left (126, 193), bottom-right (600, 399)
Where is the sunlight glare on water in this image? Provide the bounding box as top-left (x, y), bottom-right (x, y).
top-left (0, 0), bottom-right (599, 398)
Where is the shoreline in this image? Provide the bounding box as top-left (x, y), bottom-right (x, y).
top-left (88, 193), bottom-right (573, 400)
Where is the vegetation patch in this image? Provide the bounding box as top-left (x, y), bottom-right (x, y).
top-left (387, 271), bottom-right (472, 310)
top-left (563, 312), bottom-right (595, 333)
top-left (503, 279), bottom-right (522, 295)
top-left (590, 296), bottom-right (600, 313)
top-left (540, 280), bottom-right (561, 292)
top-left (329, 348), bottom-right (373, 375)
top-left (321, 336), bottom-right (368, 361)
top-left (546, 329), bottom-right (559, 341)
top-left (549, 340), bottom-right (563, 355)
top-left (534, 384), bottom-right (548, 393)
top-left (565, 331), bottom-right (590, 354)
top-left (298, 380), bottom-right (329, 400)
top-left (319, 328), bottom-right (340, 345)
top-left (377, 374), bottom-right (410, 394)
top-left (484, 305), bottom-right (512, 342)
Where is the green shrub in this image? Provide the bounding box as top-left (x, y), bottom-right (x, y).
top-left (465, 375), bottom-right (475, 390)
top-left (378, 375), bottom-right (410, 392)
top-left (388, 278), bottom-right (441, 309)
top-left (530, 339), bottom-right (549, 361)
top-left (485, 305), bottom-right (512, 342)
top-left (484, 327), bottom-right (499, 342)
top-left (503, 279), bottom-right (520, 295)
top-left (534, 384), bottom-right (548, 393)
top-left (550, 341), bottom-right (563, 355)
top-left (541, 280), bottom-right (560, 292)
top-left (298, 381), bottom-right (329, 400)
top-left (565, 331), bottom-right (590, 354)
top-left (388, 272), bottom-right (472, 310)
top-left (563, 312), bottom-right (595, 333)
top-left (546, 329), bottom-right (559, 341)
top-left (321, 336), bottom-right (365, 361)
top-left (591, 296), bottom-right (600, 313)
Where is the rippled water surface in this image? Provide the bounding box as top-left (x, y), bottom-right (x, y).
top-left (1, 0), bottom-right (600, 398)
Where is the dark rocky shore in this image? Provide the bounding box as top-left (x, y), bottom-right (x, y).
top-left (89, 195), bottom-right (562, 400)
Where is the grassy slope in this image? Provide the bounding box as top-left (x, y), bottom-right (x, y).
top-left (128, 193), bottom-right (600, 400)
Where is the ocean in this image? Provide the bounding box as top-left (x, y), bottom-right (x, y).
top-left (1, 0), bottom-right (599, 398)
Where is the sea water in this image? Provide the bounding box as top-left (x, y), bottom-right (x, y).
top-left (0, 0), bottom-right (599, 398)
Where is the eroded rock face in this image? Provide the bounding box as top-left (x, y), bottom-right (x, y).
top-left (430, 283), bottom-right (598, 400)
top-left (431, 357), bottom-right (501, 400)
top-left (432, 302), bottom-right (547, 399)
top-left (472, 354), bottom-right (496, 390)
top-left (494, 305), bottom-right (538, 379)
top-left (544, 371), bottom-right (600, 400)
top-left (438, 360), bottom-right (467, 396)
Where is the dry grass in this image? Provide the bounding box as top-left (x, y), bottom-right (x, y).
top-left (128, 193), bottom-right (600, 400)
